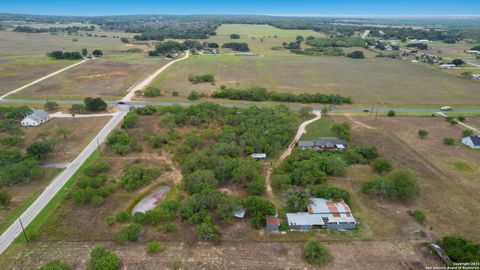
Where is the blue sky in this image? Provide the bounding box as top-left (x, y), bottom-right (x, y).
top-left (1, 0), bottom-right (479, 16)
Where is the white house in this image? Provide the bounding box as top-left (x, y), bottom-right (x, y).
top-left (21, 109), bottom-right (49, 127)
top-left (461, 135), bottom-right (480, 149)
top-left (251, 153), bottom-right (267, 159)
top-left (439, 64), bottom-right (456, 69)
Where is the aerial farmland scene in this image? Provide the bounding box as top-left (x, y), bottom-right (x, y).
top-left (0, 1), bottom-right (479, 269)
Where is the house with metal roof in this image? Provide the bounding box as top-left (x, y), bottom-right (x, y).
top-left (20, 109), bottom-right (49, 127)
top-left (287, 198), bottom-right (357, 231)
top-left (297, 137), bottom-right (348, 152)
top-left (251, 153), bottom-right (267, 159)
top-left (461, 135), bottom-right (480, 149)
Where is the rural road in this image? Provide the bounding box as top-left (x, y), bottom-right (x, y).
top-left (121, 51), bottom-right (190, 102)
top-left (0, 60), bottom-right (86, 100)
top-left (0, 53), bottom-right (191, 255)
top-left (50, 112), bottom-right (116, 118)
top-left (265, 110), bottom-right (322, 198)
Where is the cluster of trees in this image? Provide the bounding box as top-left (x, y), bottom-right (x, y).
top-left (131, 21), bottom-right (219, 40)
top-left (441, 236), bottom-right (480, 263)
top-left (118, 163), bottom-right (161, 191)
top-left (148, 41), bottom-right (187, 56)
top-left (221, 42), bottom-right (250, 52)
top-left (142, 87), bottom-right (161, 97)
top-left (406, 43), bottom-right (428, 50)
top-left (230, 34), bottom-right (240, 39)
top-left (347, 50), bottom-right (365, 59)
top-left (84, 97), bottom-right (107, 111)
top-left (370, 27), bottom-right (464, 43)
top-left (291, 47), bottom-right (345, 56)
top-left (71, 160), bottom-right (116, 207)
top-left (14, 25), bottom-right (95, 33)
top-left (211, 87), bottom-right (353, 105)
top-left (47, 51), bottom-right (82, 60)
top-left (306, 37), bottom-right (366, 48)
top-left (106, 129), bottom-right (142, 155)
top-left (188, 74), bottom-right (215, 84)
top-left (362, 169), bottom-right (420, 202)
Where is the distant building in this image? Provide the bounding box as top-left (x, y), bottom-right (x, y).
top-left (465, 50), bottom-right (480, 55)
top-left (471, 74), bottom-right (480, 80)
top-left (287, 198), bottom-right (357, 231)
top-left (251, 153), bottom-right (267, 159)
top-left (266, 216), bottom-right (280, 233)
top-left (439, 64), bottom-right (457, 69)
top-left (21, 109), bottom-right (49, 127)
top-left (297, 137), bottom-right (348, 152)
top-left (461, 135), bottom-right (480, 149)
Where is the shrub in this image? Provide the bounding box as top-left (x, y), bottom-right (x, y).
top-left (443, 137), bottom-right (455, 145)
top-left (188, 74), bottom-right (215, 84)
top-left (462, 129), bottom-right (474, 137)
top-left (116, 224), bottom-right (142, 243)
top-left (0, 189), bottom-right (11, 207)
top-left (187, 91), bottom-right (201, 101)
top-left (195, 221), bottom-right (223, 243)
top-left (0, 137), bottom-right (24, 146)
top-left (362, 169), bottom-right (420, 202)
top-left (408, 209), bottom-right (426, 223)
top-left (106, 129), bottom-right (141, 155)
top-left (143, 87), bottom-right (161, 97)
top-left (147, 241), bottom-right (165, 253)
top-left (418, 129), bottom-right (428, 139)
top-left (27, 140), bottom-right (56, 159)
top-left (44, 101), bottom-right (59, 111)
top-left (302, 239), bottom-right (332, 265)
top-left (387, 110), bottom-right (395, 117)
top-left (246, 180), bottom-right (265, 196)
top-left (172, 91), bottom-right (179, 96)
top-left (87, 245), bottom-right (121, 270)
top-left (149, 133), bottom-right (169, 148)
top-left (121, 112), bottom-right (138, 129)
top-left (38, 259), bottom-right (72, 270)
top-left (442, 236), bottom-right (480, 263)
top-left (84, 160), bottom-right (110, 177)
top-left (163, 222), bottom-right (178, 232)
top-left (230, 34), bottom-right (240, 39)
top-left (330, 122), bottom-right (351, 141)
top-left (372, 157), bottom-right (393, 173)
top-left (309, 185), bottom-right (351, 205)
top-left (90, 195), bottom-right (105, 207)
top-left (347, 50), bottom-right (365, 59)
top-left (84, 97), bottom-right (107, 111)
top-left (457, 116), bottom-right (466, 122)
top-left (271, 174), bottom-right (292, 191)
top-left (119, 164), bottom-right (161, 191)
top-left (115, 211), bottom-right (131, 222)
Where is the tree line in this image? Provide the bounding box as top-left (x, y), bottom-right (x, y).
top-left (211, 87), bottom-right (353, 104)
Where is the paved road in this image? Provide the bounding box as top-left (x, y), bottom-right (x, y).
top-left (50, 112), bottom-right (116, 118)
top-left (0, 60), bottom-right (87, 100)
top-left (2, 99), bottom-right (480, 113)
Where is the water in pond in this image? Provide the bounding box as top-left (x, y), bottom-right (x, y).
top-left (131, 186), bottom-right (170, 214)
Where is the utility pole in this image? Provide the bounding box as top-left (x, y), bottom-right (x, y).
top-left (19, 218), bottom-right (28, 243)
top-left (370, 104), bottom-right (374, 117)
top-left (375, 108), bottom-right (379, 119)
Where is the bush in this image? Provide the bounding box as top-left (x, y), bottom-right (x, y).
top-left (462, 129), bottom-right (474, 137)
top-left (457, 116), bottom-right (466, 122)
top-left (222, 42), bottom-right (249, 51)
top-left (347, 50), bottom-right (365, 59)
top-left (38, 259), bottom-right (72, 270)
top-left (188, 74), bottom-right (215, 84)
top-left (87, 245), bottom-right (121, 270)
top-left (443, 137), bottom-right (455, 145)
top-left (90, 195), bottom-right (104, 207)
top-left (116, 224), bottom-right (142, 243)
top-left (27, 140), bottom-right (56, 159)
top-left (387, 110), bottom-right (395, 117)
top-left (330, 122), bottom-right (351, 141)
top-left (106, 129), bottom-right (141, 155)
top-left (84, 97), bottom-right (107, 111)
top-left (372, 157), bottom-right (393, 173)
top-left (0, 137), bottom-right (24, 147)
top-left (119, 164), bottom-right (161, 191)
top-left (187, 91), bottom-right (201, 101)
top-left (143, 87), bottom-right (161, 97)
top-left (195, 221), bottom-right (223, 243)
top-left (0, 189), bottom-right (11, 207)
top-left (115, 211), bottom-right (131, 222)
top-left (302, 239), bottom-right (332, 265)
top-left (271, 174), bottom-right (292, 191)
top-left (84, 160), bottom-right (110, 177)
top-left (163, 222), bottom-right (178, 232)
top-left (230, 34), bottom-right (240, 39)
top-left (149, 133), bottom-right (169, 148)
top-left (44, 101), bottom-right (59, 111)
top-left (172, 91), bottom-right (179, 96)
top-left (418, 129), bottom-right (428, 139)
top-left (408, 209), bottom-right (426, 223)
top-left (147, 241), bottom-right (165, 253)
top-left (309, 185), bottom-right (351, 205)
top-left (121, 112), bottom-right (138, 129)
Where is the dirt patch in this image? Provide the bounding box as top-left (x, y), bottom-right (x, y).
top-left (77, 71), bottom-right (129, 80)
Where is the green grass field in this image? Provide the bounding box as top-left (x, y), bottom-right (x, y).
top-left (301, 118), bottom-right (336, 140)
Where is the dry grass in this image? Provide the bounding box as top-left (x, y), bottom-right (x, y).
top-left (9, 56), bottom-right (169, 99)
top-left (333, 115), bottom-right (480, 241)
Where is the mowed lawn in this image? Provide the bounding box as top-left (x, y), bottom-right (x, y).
top-left (148, 53), bottom-right (480, 105)
top-left (10, 54), bottom-right (169, 100)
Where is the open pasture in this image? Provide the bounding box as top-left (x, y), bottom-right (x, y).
top-left (9, 55), bottom-right (169, 100)
top-left (148, 53), bottom-right (480, 105)
top-left (331, 114), bottom-right (480, 241)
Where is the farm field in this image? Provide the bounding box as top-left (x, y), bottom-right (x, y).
top-left (9, 54), bottom-right (169, 100)
top-left (330, 114), bottom-right (480, 241)
top-left (147, 53), bottom-right (480, 105)
top-left (0, 29), bottom-right (152, 98)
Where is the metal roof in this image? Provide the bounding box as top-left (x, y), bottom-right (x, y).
top-left (298, 140), bottom-right (315, 147)
top-left (266, 216), bottom-right (280, 225)
top-left (314, 138), bottom-right (348, 147)
top-left (287, 213), bottom-right (324, 226)
top-left (234, 207), bottom-right (246, 218)
top-left (23, 109), bottom-right (49, 123)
